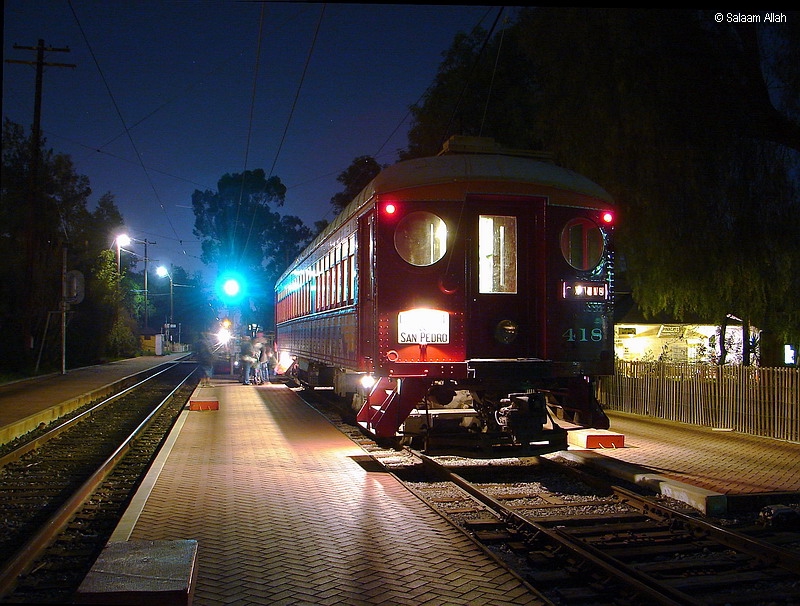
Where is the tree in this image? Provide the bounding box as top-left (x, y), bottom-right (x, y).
top-left (192, 169), bottom-right (287, 270)
top-left (517, 8), bottom-right (800, 363)
top-left (330, 156), bottom-right (385, 215)
top-left (402, 9), bottom-right (800, 364)
top-left (73, 248), bottom-right (138, 361)
top-left (0, 119), bottom-right (122, 371)
top-left (403, 18), bottom-right (541, 159)
top-left (192, 169), bottom-right (313, 330)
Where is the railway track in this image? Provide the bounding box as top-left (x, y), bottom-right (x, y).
top-left (409, 457), bottom-right (800, 605)
top-left (302, 387), bottom-right (800, 606)
top-left (0, 361), bottom-right (197, 603)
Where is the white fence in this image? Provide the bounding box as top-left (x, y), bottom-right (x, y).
top-left (598, 361), bottom-right (800, 443)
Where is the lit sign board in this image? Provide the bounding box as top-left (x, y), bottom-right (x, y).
top-left (562, 281), bottom-right (608, 301)
top-left (398, 309), bottom-right (449, 344)
top-left (658, 325), bottom-right (684, 338)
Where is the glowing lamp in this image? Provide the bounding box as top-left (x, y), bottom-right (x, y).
top-left (216, 327), bottom-right (232, 344)
top-left (215, 271), bottom-right (248, 305)
top-left (222, 279), bottom-right (240, 297)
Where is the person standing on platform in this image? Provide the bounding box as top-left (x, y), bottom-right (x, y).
top-left (195, 337), bottom-right (215, 387)
top-left (239, 336), bottom-right (256, 385)
top-left (258, 343), bottom-right (270, 384)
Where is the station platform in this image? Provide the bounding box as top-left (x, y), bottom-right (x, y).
top-left (0, 354), bottom-right (189, 446)
top-left (105, 378), bottom-right (545, 606)
top-left (2, 357), bottom-right (800, 603)
top-left (561, 410), bottom-right (800, 516)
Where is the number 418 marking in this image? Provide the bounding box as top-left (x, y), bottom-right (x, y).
top-left (562, 327), bottom-right (603, 342)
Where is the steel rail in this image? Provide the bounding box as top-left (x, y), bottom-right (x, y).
top-left (418, 453), bottom-right (693, 606)
top-left (0, 360), bottom-right (191, 468)
top-left (612, 483), bottom-right (800, 576)
top-left (0, 365), bottom-right (196, 598)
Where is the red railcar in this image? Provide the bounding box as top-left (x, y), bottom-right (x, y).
top-left (275, 137), bottom-right (615, 452)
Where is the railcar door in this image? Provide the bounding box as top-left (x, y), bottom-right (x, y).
top-left (357, 211), bottom-right (377, 372)
top-left (463, 195), bottom-right (547, 360)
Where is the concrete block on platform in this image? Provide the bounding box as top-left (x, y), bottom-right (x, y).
top-left (75, 539), bottom-right (198, 605)
top-left (568, 428), bottom-right (625, 449)
top-left (189, 399), bottom-right (218, 411)
top-left (557, 450), bottom-right (728, 515)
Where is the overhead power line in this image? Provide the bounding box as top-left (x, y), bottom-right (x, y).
top-left (67, 0), bottom-right (190, 262)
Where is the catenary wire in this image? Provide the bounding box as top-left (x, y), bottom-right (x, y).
top-left (67, 0), bottom-right (189, 261)
top-left (240, 3), bottom-right (326, 265)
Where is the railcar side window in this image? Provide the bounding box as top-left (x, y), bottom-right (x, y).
top-left (479, 215), bottom-right (517, 294)
top-left (561, 217), bottom-right (604, 270)
top-left (394, 211), bottom-right (447, 266)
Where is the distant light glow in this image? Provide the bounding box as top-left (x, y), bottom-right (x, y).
top-left (601, 211), bottom-right (614, 224)
top-left (222, 279), bottom-right (240, 297)
top-left (384, 203), bottom-right (396, 214)
top-left (274, 351), bottom-right (295, 375)
top-left (215, 271), bottom-right (247, 304)
top-left (217, 328), bottom-right (232, 344)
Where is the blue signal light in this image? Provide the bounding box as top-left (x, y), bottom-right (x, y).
top-left (215, 271), bottom-right (248, 305)
top-left (222, 279), bottom-right (240, 297)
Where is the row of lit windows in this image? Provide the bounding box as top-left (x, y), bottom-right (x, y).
top-left (277, 233), bottom-right (357, 323)
top-left (278, 211), bottom-right (609, 322)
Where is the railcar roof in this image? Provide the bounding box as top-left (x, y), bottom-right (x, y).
top-left (369, 153), bottom-right (613, 202)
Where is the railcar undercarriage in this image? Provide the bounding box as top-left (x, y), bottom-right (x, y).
top-left (354, 375), bottom-right (608, 455)
top-left (286, 358), bottom-right (608, 456)
top-left (398, 386), bottom-right (569, 454)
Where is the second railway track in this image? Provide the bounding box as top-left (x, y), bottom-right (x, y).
top-left (0, 360), bottom-right (198, 603)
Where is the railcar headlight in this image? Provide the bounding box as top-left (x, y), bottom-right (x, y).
top-left (274, 351), bottom-right (295, 375)
top-left (360, 374), bottom-right (376, 389)
top-left (494, 320), bottom-right (519, 344)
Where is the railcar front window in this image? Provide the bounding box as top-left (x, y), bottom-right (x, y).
top-left (394, 211), bottom-right (447, 266)
top-left (479, 215), bottom-right (517, 293)
top-left (561, 217), bottom-right (604, 270)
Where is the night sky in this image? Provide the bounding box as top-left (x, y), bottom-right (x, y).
top-left (3, 1), bottom-right (501, 274)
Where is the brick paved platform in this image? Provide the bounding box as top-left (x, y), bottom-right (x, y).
top-left (111, 380), bottom-right (546, 606)
top-left (563, 410), bottom-right (800, 515)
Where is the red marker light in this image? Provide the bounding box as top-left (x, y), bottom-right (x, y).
top-left (601, 211), bottom-right (613, 224)
top-left (384, 203), bottom-right (396, 215)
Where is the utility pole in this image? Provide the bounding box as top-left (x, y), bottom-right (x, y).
top-left (6, 40), bottom-right (75, 193)
top-left (61, 245), bottom-right (68, 375)
top-left (6, 40), bottom-right (75, 364)
top-left (143, 239), bottom-right (156, 328)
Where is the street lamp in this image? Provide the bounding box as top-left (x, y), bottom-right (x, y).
top-left (156, 265), bottom-right (174, 325)
top-left (114, 234), bottom-right (156, 327)
top-left (115, 233), bottom-right (131, 275)
top-left (156, 265), bottom-right (174, 352)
